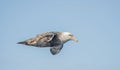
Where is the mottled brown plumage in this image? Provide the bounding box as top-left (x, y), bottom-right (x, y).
top-left (18, 32), bottom-right (78, 55)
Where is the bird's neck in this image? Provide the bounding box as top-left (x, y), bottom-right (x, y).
top-left (60, 35), bottom-right (70, 43)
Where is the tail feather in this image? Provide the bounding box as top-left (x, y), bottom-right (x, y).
top-left (17, 38), bottom-right (37, 46)
top-left (17, 41), bottom-right (27, 45)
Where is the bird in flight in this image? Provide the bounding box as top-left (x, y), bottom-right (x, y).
top-left (17, 32), bottom-right (78, 55)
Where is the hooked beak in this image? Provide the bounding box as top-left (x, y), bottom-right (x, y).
top-left (70, 36), bottom-right (78, 42)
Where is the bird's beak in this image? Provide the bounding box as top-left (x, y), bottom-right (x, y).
top-left (71, 36), bottom-right (78, 42)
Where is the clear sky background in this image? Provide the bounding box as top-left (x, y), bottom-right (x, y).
top-left (0, 0), bottom-right (120, 70)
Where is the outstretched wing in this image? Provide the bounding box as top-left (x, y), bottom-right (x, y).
top-left (50, 44), bottom-right (63, 55)
top-left (36, 32), bottom-right (55, 42)
top-left (35, 32), bottom-right (56, 47)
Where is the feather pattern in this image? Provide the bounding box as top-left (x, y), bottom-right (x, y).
top-left (17, 32), bottom-right (78, 55)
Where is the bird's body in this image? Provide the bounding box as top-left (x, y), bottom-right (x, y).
top-left (18, 32), bottom-right (78, 55)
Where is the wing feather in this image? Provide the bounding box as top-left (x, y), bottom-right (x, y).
top-left (35, 32), bottom-right (56, 47)
top-left (50, 44), bottom-right (63, 55)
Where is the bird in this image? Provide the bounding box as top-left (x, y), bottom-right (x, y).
top-left (17, 32), bottom-right (78, 55)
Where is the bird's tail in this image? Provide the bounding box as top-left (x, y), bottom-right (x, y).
top-left (17, 41), bottom-right (27, 45)
top-left (17, 38), bottom-right (37, 46)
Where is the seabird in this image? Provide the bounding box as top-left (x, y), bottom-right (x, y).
top-left (17, 32), bottom-right (78, 55)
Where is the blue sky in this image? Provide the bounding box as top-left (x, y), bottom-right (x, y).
top-left (0, 0), bottom-right (120, 70)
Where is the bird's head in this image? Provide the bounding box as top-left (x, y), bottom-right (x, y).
top-left (61, 32), bottom-right (78, 43)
